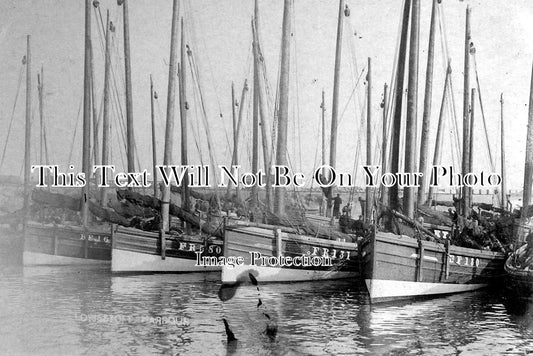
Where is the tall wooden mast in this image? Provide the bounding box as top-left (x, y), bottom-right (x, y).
top-left (23, 35), bottom-right (32, 216)
top-left (101, 11), bottom-right (112, 206)
top-left (81, 0), bottom-right (92, 227)
top-left (365, 57), bottom-right (372, 222)
top-left (380, 83), bottom-right (388, 204)
top-left (150, 75), bottom-right (158, 199)
top-left (250, 0), bottom-right (260, 210)
top-left (403, 0), bottom-right (420, 219)
top-left (467, 88), bottom-right (476, 209)
top-left (388, 0), bottom-right (411, 212)
top-left (161, 0), bottom-right (180, 242)
top-left (321, 89), bottom-right (326, 168)
top-left (233, 80), bottom-right (248, 201)
top-left (321, 88), bottom-right (326, 216)
top-left (326, 0), bottom-right (345, 217)
top-left (253, 9), bottom-right (272, 213)
top-left (461, 6), bottom-right (472, 216)
top-left (38, 67), bottom-right (43, 166)
top-left (179, 18), bottom-right (190, 213)
top-left (428, 62), bottom-right (451, 205)
top-left (90, 33), bottom-right (99, 169)
top-left (121, 0), bottom-right (135, 173)
top-left (227, 82), bottom-right (237, 198)
top-left (520, 62), bottom-right (533, 242)
top-left (273, 0), bottom-right (291, 216)
top-left (417, 0), bottom-right (437, 206)
top-left (500, 93), bottom-right (507, 210)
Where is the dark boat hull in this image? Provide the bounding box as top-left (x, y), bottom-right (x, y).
top-left (504, 245), bottom-right (533, 299)
top-left (23, 221), bottom-right (112, 265)
top-left (221, 226), bottom-right (359, 283)
top-left (361, 231), bottom-right (505, 303)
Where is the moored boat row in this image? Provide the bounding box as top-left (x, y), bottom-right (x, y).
top-left (1, 0), bottom-right (530, 307)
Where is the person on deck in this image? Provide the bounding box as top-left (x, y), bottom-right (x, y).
top-left (342, 203), bottom-right (352, 217)
top-left (333, 194), bottom-right (342, 218)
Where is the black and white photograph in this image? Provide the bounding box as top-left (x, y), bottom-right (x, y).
top-left (0, 0), bottom-right (532, 354)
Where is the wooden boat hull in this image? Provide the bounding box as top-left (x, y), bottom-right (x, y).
top-left (361, 231), bottom-right (505, 303)
top-left (221, 226), bottom-right (359, 283)
top-left (504, 245), bottom-right (533, 299)
top-left (23, 222), bottom-right (111, 265)
top-left (111, 226), bottom-right (223, 273)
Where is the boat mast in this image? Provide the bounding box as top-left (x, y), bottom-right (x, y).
top-left (461, 6), bottom-right (471, 217)
top-left (520, 62), bottom-right (533, 242)
top-left (273, 0), bottom-right (291, 216)
top-left (387, 0), bottom-right (411, 213)
top-left (321, 88), bottom-right (326, 216)
top-left (38, 66), bottom-right (45, 167)
top-left (150, 75), bottom-right (157, 199)
top-left (233, 80), bottom-right (248, 201)
top-left (468, 87), bottom-right (476, 208)
top-left (380, 83), bottom-right (388, 204)
top-left (326, 0), bottom-right (344, 218)
top-left (500, 93), bottom-right (507, 210)
top-left (417, 0), bottom-right (437, 206)
top-left (121, 0), bottom-right (135, 173)
top-left (403, 0), bottom-right (420, 219)
top-left (101, 11), bottom-right (112, 206)
top-left (252, 10), bottom-right (272, 213)
top-left (90, 32), bottom-right (99, 169)
top-left (428, 62), bottom-right (451, 206)
top-left (179, 19), bottom-right (190, 213)
top-left (321, 89), bottom-right (326, 168)
top-left (365, 57), bottom-right (372, 222)
top-left (250, 1), bottom-right (260, 210)
top-left (227, 82), bottom-right (237, 199)
top-left (161, 0), bottom-right (179, 240)
top-left (23, 35), bottom-right (31, 216)
top-left (81, 0), bottom-right (92, 227)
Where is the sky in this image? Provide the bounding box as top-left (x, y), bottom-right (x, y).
top-left (0, 0), bottom-right (532, 191)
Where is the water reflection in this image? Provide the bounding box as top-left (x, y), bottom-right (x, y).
top-left (0, 264), bottom-right (531, 355)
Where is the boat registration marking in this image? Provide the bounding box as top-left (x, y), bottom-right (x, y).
top-left (80, 233), bottom-right (110, 244)
top-left (449, 254), bottom-right (480, 267)
top-left (310, 246), bottom-right (351, 260)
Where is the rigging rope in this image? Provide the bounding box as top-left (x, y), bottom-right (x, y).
top-left (184, 0), bottom-right (232, 156)
top-left (67, 99), bottom-right (83, 167)
top-left (472, 52), bottom-right (496, 172)
top-left (187, 47), bottom-right (221, 208)
top-left (0, 62), bottom-right (24, 172)
top-left (437, 4), bottom-right (461, 166)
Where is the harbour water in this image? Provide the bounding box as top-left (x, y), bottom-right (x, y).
top-left (0, 261), bottom-right (532, 355)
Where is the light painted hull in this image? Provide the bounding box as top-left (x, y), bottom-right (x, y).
top-left (365, 278), bottom-right (487, 302)
top-left (111, 248), bottom-right (220, 273)
top-left (222, 226), bottom-right (359, 283)
top-left (222, 263), bottom-right (356, 283)
top-left (23, 251), bottom-right (110, 266)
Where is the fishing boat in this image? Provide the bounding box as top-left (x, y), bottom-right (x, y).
top-left (360, 0), bottom-right (506, 303)
top-left (361, 227), bottom-right (505, 303)
top-left (110, 0), bottom-right (226, 273)
top-left (503, 65), bottom-right (533, 300)
top-left (222, 225), bottom-right (358, 282)
top-left (221, 0), bottom-right (359, 284)
top-left (22, 1), bottom-right (114, 266)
